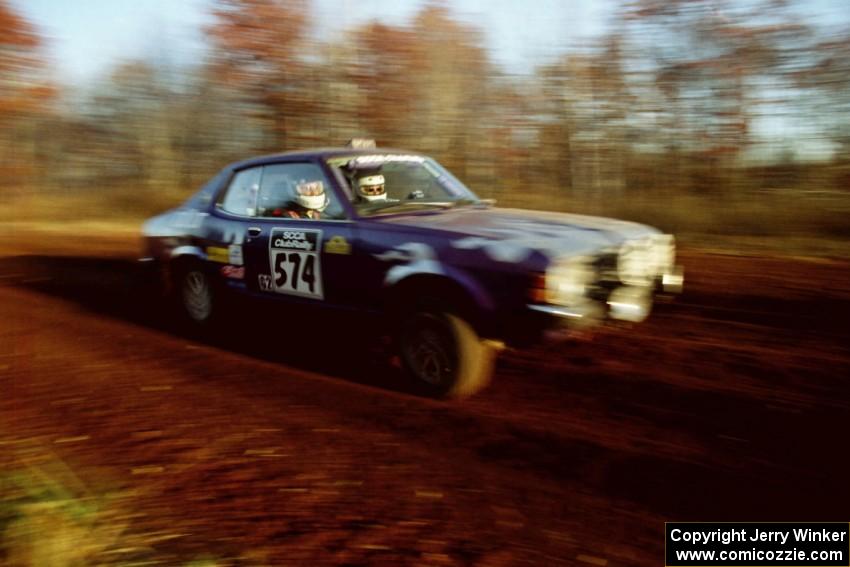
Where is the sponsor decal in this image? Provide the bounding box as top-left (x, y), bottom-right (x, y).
top-left (324, 235), bottom-right (351, 255)
top-left (349, 154), bottom-right (425, 167)
top-left (206, 246), bottom-right (230, 264)
top-left (220, 265), bottom-right (245, 280)
top-left (266, 228), bottom-right (324, 299)
top-left (228, 244), bottom-right (244, 266)
top-left (258, 274), bottom-right (273, 291)
top-left (271, 229), bottom-right (320, 252)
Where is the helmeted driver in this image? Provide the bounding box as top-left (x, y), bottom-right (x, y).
top-left (356, 174), bottom-right (387, 203)
top-left (283, 179), bottom-right (327, 219)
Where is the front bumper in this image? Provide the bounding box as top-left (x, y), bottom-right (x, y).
top-left (528, 286), bottom-right (649, 330)
top-left (528, 302), bottom-right (605, 325)
top-left (526, 263), bottom-right (684, 336)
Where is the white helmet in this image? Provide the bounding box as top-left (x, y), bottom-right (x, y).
top-left (295, 180), bottom-right (327, 210)
top-left (357, 174), bottom-right (386, 202)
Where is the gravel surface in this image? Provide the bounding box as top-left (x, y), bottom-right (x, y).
top-left (2, 235), bottom-right (849, 565)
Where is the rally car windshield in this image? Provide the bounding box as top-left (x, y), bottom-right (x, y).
top-left (326, 154), bottom-right (482, 216)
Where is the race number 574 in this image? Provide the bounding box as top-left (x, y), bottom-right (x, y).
top-left (267, 228), bottom-right (323, 300)
top-left (273, 251), bottom-right (317, 294)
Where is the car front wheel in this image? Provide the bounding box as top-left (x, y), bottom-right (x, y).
top-left (399, 311), bottom-right (497, 398)
top-left (179, 266), bottom-right (215, 325)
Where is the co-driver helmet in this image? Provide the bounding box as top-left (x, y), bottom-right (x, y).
top-left (357, 174), bottom-right (386, 202)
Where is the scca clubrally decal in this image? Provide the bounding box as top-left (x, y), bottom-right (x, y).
top-left (266, 228), bottom-right (323, 300)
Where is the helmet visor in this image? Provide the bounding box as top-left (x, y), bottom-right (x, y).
top-left (296, 180), bottom-right (324, 196)
top-left (361, 183), bottom-right (384, 196)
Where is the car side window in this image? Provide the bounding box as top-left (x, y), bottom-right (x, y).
top-left (257, 162), bottom-right (345, 220)
top-left (219, 167), bottom-right (262, 216)
top-left (186, 171), bottom-right (226, 209)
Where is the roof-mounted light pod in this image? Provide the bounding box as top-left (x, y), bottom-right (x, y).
top-left (346, 138), bottom-right (377, 149)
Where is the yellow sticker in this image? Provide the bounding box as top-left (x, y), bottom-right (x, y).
top-left (206, 246), bottom-right (229, 263)
top-left (324, 235), bottom-right (351, 255)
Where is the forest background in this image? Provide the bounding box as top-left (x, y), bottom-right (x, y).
top-left (2, 0), bottom-right (849, 253)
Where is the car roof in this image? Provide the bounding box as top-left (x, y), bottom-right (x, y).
top-left (226, 147), bottom-right (424, 171)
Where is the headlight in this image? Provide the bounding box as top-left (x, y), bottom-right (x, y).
top-left (542, 255), bottom-right (595, 306)
top-left (651, 234), bottom-right (675, 276)
top-left (617, 235), bottom-right (675, 286)
top-left (617, 239), bottom-right (653, 286)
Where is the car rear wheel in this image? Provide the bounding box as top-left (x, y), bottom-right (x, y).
top-left (179, 266), bottom-right (215, 325)
top-left (399, 311), bottom-right (496, 398)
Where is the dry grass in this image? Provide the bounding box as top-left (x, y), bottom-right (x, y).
top-left (0, 452), bottom-right (227, 566)
top-left (482, 189), bottom-right (850, 257)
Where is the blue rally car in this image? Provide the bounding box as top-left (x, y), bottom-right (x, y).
top-left (142, 141), bottom-right (683, 397)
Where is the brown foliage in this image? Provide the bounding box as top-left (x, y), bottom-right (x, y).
top-left (207, 0), bottom-right (312, 149)
top-left (349, 22), bottom-right (423, 142)
top-left (0, 0), bottom-right (52, 119)
top-left (0, 0), bottom-right (39, 55)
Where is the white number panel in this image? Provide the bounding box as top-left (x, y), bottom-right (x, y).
top-left (266, 228), bottom-right (323, 300)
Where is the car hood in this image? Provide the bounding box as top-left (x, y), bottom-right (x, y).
top-left (372, 206), bottom-right (661, 261)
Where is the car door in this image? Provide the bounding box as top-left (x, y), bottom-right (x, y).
top-left (241, 161), bottom-right (359, 307)
top-left (196, 165), bottom-right (262, 292)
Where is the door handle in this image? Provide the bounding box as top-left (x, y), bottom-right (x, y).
top-left (247, 227), bottom-right (262, 237)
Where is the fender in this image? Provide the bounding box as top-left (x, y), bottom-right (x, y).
top-left (376, 242), bottom-right (491, 312)
top-left (431, 264), bottom-right (496, 314)
top-left (171, 245), bottom-right (206, 263)
top-left (384, 265), bottom-right (497, 334)
top-left (152, 245), bottom-right (207, 295)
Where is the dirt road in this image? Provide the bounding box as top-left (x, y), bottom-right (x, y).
top-left (2, 236), bottom-right (849, 565)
